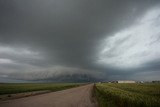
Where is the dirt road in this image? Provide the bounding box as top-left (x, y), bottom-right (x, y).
top-left (0, 84), bottom-right (98, 107)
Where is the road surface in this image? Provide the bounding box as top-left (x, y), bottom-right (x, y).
top-left (0, 84), bottom-right (98, 107)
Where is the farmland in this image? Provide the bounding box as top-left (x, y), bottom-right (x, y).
top-left (95, 83), bottom-right (160, 107)
top-left (0, 83), bottom-right (81, 95)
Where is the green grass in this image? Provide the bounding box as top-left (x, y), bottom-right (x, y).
top-left (0, 83), bottom-right (82, 95)
top-left (95, 83), bottom-right (160, 107)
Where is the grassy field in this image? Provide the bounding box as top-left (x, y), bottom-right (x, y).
top-left (95, 83), bottom-right (160, 107)
top-left (0, 83), bottom-right (81, 95)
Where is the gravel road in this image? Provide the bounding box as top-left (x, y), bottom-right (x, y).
top-left (0, 84), bottom-right (98, 107)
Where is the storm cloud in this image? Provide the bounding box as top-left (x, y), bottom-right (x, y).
top-left (0, 0), bottom-right (160, 82)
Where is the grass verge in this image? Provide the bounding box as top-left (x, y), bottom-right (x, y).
top-left (0, 83), bottom-right (82, 95)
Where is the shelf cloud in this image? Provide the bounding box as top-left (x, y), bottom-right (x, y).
top-left (0, 0), bottom-right (160, 82)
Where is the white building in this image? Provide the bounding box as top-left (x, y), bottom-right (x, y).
top-left (117, 80), bottom-right (136, 83)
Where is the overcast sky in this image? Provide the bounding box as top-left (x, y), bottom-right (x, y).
top-left (0, 0), bottom-right (160, 82)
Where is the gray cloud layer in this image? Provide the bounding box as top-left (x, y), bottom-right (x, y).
top-left (0, 0), bottom-right (160, 82)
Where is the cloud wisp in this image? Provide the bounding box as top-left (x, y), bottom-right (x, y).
top-left (98, 7), bottom-right (160, 69)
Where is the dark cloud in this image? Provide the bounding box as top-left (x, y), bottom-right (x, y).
top-left (0, 0), bottom-right (160, 82)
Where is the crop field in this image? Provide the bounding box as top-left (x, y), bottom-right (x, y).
top-left (0, 83), bottom-right (81, 95)
top-left (95, 83), bottom-right (160, 107)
